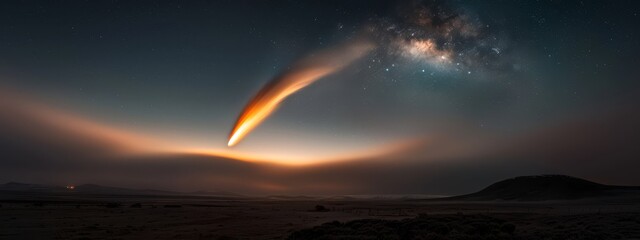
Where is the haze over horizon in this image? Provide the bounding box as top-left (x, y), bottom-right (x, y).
top-left (1, 0), bottom-right (639, 195)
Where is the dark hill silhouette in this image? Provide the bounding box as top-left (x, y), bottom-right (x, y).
top-left (445, 175), bottom-right (640, 201)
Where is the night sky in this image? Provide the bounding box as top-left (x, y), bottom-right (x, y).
top-left (1, 0), bottom-right (639, 195)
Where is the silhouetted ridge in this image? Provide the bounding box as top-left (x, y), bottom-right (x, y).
top-left (447, 175), bottom-right (640, 201)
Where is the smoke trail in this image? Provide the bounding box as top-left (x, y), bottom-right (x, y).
top-left (228, 39), bottom-right (375, 146)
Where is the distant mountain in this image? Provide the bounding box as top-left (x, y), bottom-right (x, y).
top-left (0, 182), bottom-right (240, 197)
top-left (73, 184), bottom-right (178, 196)
top-left (266, 195), bottom-right (319, 200)
top-left (445, 175), bottom-right (640, 201)
top-left (189, 190), bottom-right (244, 197)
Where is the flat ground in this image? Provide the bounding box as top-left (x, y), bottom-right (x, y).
top-left (1, 193), bottom-right (639, 239)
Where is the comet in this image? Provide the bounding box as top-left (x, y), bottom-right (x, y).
top-left (228, 39), bottom-right (375, 146)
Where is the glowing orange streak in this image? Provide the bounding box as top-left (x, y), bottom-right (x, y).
top-left (189, 137), bottom-right (423, 166)
top-left (228, 40), bottom-right (375, 146)
top-left (0, 88), bottom-right (167, 156)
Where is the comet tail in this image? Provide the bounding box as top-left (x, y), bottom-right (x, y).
top-left (228, 40), bottom-right (374, 146)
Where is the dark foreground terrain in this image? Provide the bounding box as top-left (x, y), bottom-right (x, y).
top-left (1, 193), bottom-right (640, 239)
top-left (289, 212), bottom-right (640, 240)
top-left (2, 176), bottom-right (640, 239)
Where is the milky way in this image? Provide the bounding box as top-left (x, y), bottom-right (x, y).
top-left (369, 0), bottom-right (511, 73)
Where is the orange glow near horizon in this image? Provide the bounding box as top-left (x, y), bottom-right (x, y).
top-left (228, 40), bottom-right (375, 147)
top-left (0, 89), bottom-right (169, 156)
top-left (1, 86), bottom-right (420, 167)
top-left (180, 138), bottom-right (420, 166)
